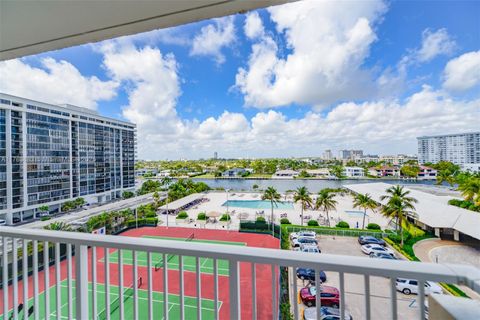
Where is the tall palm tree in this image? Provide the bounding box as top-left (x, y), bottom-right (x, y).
top-left (457, 178), bottom-right (480, 205)
top-left (294, 186), bottom-right (313, 226)
top-left (161, 176), bottom-right (172, 188)
top-left (352, 193), bottom-right (378, 229)
top-left (380, 185), bottom-right (418, 247)
top-left (262, 187), bottom-right (281, 236)
top-left (436, 170), bottom-right (456, 188)
top-left (315, 189), bottom-right (337, 227)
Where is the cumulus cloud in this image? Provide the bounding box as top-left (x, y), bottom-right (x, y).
top-left (235, 0), bottom-right (387, 109)
top-left (190, 16), bottom-right (236, 64)
top-left (443, 51), bottom-right (480, 92)
top-left (244, 11), bottom-right (264, 39)
top-left (0, 58), bottom-right (118, 109)
top-left (415, 28), bottom-right (456, 62)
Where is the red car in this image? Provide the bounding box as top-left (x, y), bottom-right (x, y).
top-left (299, 285), bottom-right (340, 307)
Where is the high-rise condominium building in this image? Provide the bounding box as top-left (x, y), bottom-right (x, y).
top-left (0, 93), bottom-right (136, 224)
top-left (417, 132), bottom-right (480, 167)
top-left (322, 149), bottom-right (333, 160)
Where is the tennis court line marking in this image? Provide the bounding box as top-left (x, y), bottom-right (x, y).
top-left (142, 235), bottom-right (247, 246)
top-left (102, 255), bottom-right (230, 273)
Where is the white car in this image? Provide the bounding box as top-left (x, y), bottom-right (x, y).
top-left (292, 236), bottom-right (318, 248)
top-left (361, 244), bottom-right (395, 256)
top-left (301, 244), bottom-right (321, 253)
top-left (0, 219), bottom-right (6, 226)
top-left (291, 231), bottom-right (316, 241)
top-left (396, 278), bottom-right (443, 295)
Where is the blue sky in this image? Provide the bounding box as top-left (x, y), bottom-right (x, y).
top-left (1, 0), bottom-right (479, 160)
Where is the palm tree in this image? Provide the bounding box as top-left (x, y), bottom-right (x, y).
top-left (457, 178), bottom-right (480, 205)
top-left (380, 185), bottom-right (418, 247)
top-left (315, 189), bottom-right (337, 227)
top-left (352, 193), bottom-right (378, 229)
top-left (44, 221), bottom-right (71, 231)
top-left (436, 170), bottom-right (456, 188)
top-left (161, 176), bottom-right (172, 189)
top-left (262, 187), bottom-right (281, 236)
top-left (152, 191), bottom-right (161, 210)
top-left (294, 186), bottom-right (313, 226)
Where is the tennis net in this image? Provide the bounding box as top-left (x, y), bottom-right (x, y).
top-left (154, 233), bottom-right (194, 271)
top-left (97, 277), bottom-right (142, 319)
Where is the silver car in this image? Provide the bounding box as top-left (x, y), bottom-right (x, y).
top-left (303, 307), bottom-right (353, 320)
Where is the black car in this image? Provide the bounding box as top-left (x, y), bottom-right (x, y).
top-left (296, 268), bottom-right (327, 282)
top-left (358, 236), bottom-right (385, 246)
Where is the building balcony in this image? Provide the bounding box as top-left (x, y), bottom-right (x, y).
top-left (1, 226), bottom-right (479, 319)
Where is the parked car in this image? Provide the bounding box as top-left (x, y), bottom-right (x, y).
top-left (293, 237), bottom-right (318, 248)
top-left (361, 244), bottom-right (394, 256)
top-left (396, 278), bottom-right (443, 295)
top-left (12, 217), bottom-right (21, 223)
top-left (0, 219), bottom-right (6, 226)
top-left (358, 236), bottom-right (386, 246)
top-left (301, 244), bottom-right (321, 253)
top-left (303, 306), bottom-right (353, 320)
top-left (291, 231), bottom-right (317, 241)
top-left (37, 212), bottom-right (50, 218)
top-left (296, 268), bottom-right (327, 282)
top-left (369, 252), bottom-right (397, 260)
top-left (299, 285), bottom-right (340, 307)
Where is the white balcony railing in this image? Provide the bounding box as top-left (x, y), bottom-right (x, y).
top-left (1, 226), bottom-right (480, 320)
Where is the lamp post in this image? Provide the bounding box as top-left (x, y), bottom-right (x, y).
top-left (226, 188), bottom-right (230, 213)
top-left (135, 208), bottom-right (138, 229)
top-left (166, 192), bottom-right (169, 228)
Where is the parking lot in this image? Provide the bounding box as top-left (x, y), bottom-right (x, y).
top-left (291, 235), bottom-right (426, 319)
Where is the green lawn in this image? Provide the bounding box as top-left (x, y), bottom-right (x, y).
top-left (105, 235), bottom-right (246, 276)
top-left (1, 280), bottom-right (221, 320)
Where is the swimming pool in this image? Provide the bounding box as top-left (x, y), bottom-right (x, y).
top-left (345, 210), bottom-right (368, 217)
top-left (222, 200), bottom-right (294, 210)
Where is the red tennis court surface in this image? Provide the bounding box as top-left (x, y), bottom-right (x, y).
top-left (1, 226), bottom-right (280, 319)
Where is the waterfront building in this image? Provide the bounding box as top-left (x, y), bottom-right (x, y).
top-left (0, 93), bottom-right (136, 224)
top-left (368, 165), bottom-right (401, 177)
top-left (417, 165), bottom-right (437, 180)
top-left (343, 166), bottom-right (365, 178)
top-left (222, 167), bottom-right (253, 177)
top-left (380, 154), bottom-right (417, 166)
top-left (306, 168), bottom-right (331, 178)
top-left (417, 132), bottom-right (480, 168)
top-left (273, 169), bottom-right (299, 178)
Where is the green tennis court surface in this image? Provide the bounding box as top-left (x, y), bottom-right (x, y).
top-left (1, 279), bottom-right (221, 320)
top-left (104, 235), bottom-right (246, 276)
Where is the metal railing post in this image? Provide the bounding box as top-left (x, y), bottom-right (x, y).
top-left (229, 260), bottom-right (240, 320)
top-left (75, 244), bottom-right (89, 319)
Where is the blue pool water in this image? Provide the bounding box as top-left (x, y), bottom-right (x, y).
top-left (222, 200), bottom-right (294, 210)
top-left (345, 210), bottom-right (368, 217)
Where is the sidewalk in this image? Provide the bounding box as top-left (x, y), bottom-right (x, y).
top-left (413, 238), bottom-right (480, 300)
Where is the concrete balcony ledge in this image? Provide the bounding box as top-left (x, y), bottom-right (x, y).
top-left (429, 294), bottom-right (480, 319)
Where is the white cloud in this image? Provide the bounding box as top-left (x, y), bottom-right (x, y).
top-left (235, 0), bottom-right (387, 109)
top-left (190, 16), bottom-right (236, 64)
top-left (0, 58), bottom-right (117, 109)
top-left (443, 51), bottom-right (480, 92)
top-left (416, 28), bottom-right (456, 62)
top-left (244, 11), bottom-right (264, 39)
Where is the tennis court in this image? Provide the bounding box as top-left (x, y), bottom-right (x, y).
top-left (0, 279), bottom-right (220, 320)
top-left (105, 234), bottom-right (246, 276)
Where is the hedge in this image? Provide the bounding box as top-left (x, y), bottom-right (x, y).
top-left (176, 211), bottom-right (188, 219)
top-left (220, 214), bottom-right (231, 222)
top-left (367, 223), bottom-right (381, 230)
top-left (197, 212), bottom-right (207, 220)
top-left (126, 217), bottom-right (158, 227)
top-left (336, 221), bottom-right (350, 228)
top-left (307, 220), bottom-right (319, 226)
top-left (285, 225), bottom-right (385, 238)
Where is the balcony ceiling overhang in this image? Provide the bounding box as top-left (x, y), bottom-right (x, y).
top-left (0, 0), bottom-right (292, 61)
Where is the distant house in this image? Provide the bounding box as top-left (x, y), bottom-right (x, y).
top-left (157, 169), bottom-right (171, 177)
top-left (417, 166), bottom-right (437, 180)
top-left (343, 166), bottom-right (365, 178)
top-left (222, 168), bottom-right (253, 177)
top-left (135, 168), bottom-right (158, 177)
top-left (368, 166), bottom-right (400, 177)
top-left (306, 168), bottom-right (331, 178)
top-left (273, 169), bottom-right (299, 178)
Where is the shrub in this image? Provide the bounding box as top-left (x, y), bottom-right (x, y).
top-left (176, 211), bottom-right (188, 219)
top-left (197, 212), bottom-right (207, 220)
top-left (122, 191), bottom-right (135, 199)
top-left (40, 216), bottom-right (51, 221)
top-left (307, 220), bottom-right (319, 227)
top-left (366, 223), bottom-right (381, 230)
top-left (256, 216), bottom-right (266, 223)
top-left (336, 221), bottom-right (350, 228)
top-left (220, 214), bottom-right (231, 222)
top-left (280, 218), bottom-right (291, 225)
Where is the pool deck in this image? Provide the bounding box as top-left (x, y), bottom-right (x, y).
top-left (159, 192), bottom-right (390, 230)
